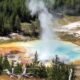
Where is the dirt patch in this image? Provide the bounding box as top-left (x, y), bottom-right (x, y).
top-left (0, 75), bottom-right (46, 80)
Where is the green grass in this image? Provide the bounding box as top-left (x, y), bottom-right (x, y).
top-left (64, 16), bottom-right (80, 22)
top-left (58, 15), bottom-right (80, 25)
top-left (21, 22), bottom-right (33, 34)
top-left (21, 21), bottom-right (40, 35)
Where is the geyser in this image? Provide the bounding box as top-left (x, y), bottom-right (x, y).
top-left (28, 0), bottom-right (60, 61)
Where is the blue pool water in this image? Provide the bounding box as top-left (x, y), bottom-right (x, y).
top-left (28, 40), bottom-right (80, 62)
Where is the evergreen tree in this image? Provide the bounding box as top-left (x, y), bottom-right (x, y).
top-left (0, 55), bottom-right (3, 64)
top-left (33, 52), bottom-right (39, 67)
top-left (0, 56), bottom-right (3, 75)
top-left (3, 56), bottom-right (11, 70)
top-left (32, 52), bottom-right (40, 77)
top-left (13, 15), bottom-right (21, 33)
top-left (14, 63), bottom-right (22, 74)
top-left (47, 55), bottom-right (70, 80)
top-left (38, 63), bottom-right (47, 78)
top-left (0, 64), bottom-right (3, 75)
top-left (3, 17), bottom-right (12, 35)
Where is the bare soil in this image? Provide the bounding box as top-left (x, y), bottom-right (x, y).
top-left (0, 75), bottom-right (46, 80)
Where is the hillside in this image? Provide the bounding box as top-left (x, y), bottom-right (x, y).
top-left (0, 0), bottom-right (80, 36)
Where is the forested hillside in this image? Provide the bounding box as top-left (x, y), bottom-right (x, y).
top-left (0, 0), bottom-right (80, 36)
top-left (0, 0), bottom-right (33, 36)
top-left (45, 0), bottom-right (80, 12)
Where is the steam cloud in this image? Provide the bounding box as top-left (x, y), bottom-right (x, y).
top-left (28, 0), bottom-right (60, 61)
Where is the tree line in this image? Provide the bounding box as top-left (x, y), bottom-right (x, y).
top-left (0, 0), bottom-right (34, 36)
top-left (0, 53), bottom-right (74, 80)
top-left (0, 0), bottom-right (80, 36)
top-left (44, 0), bottom-right (80, 14)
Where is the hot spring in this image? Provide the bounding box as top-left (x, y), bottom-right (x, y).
top-left (18, 40), bottom-right (80, 63)
top-left (27, 0), bottom-right (80, 62)
top-left (0, 40), bottom-right (80, 63)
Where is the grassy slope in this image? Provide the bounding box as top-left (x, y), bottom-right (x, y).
top-left (58, 16), bottom-right (80, 25)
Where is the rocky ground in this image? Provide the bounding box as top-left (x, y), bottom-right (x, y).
top-left (57, 21), bottom-right (80, 46)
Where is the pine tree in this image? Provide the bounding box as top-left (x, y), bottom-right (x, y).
top-left (33, 52), bottom-right (39, 67)
top-left (3, 56), bottom-right (11, 70)
top-left (0, 56), bottom-right (3, 74)
top-left (14, 63), bottom-right (22, 74)
top-left (38, 63), bottom-right (47, 78)
top-left (31, 52), bottom-right (39, 77)
top-left (47, 55), bottom-right (70, 80)
top-left (3, 17), bottom-right (12, 35)
top-left (13, 15), bottom-right (21, 33)
top-left (0, 55), bottom-right (3, 64)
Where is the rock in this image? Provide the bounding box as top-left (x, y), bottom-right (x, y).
top-left (9, 33), bottom-right (28, 41)
top-left (0, 37), bottom-right (10, 41)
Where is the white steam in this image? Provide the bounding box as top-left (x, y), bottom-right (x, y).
top-left (28, 0), bottom-right (59, 61)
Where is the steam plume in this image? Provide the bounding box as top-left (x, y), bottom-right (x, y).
top-left (28, 0), bottom-right (59, 61)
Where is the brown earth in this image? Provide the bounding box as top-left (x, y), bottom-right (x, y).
top-left (0, 75), bottom-right (45, 80)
